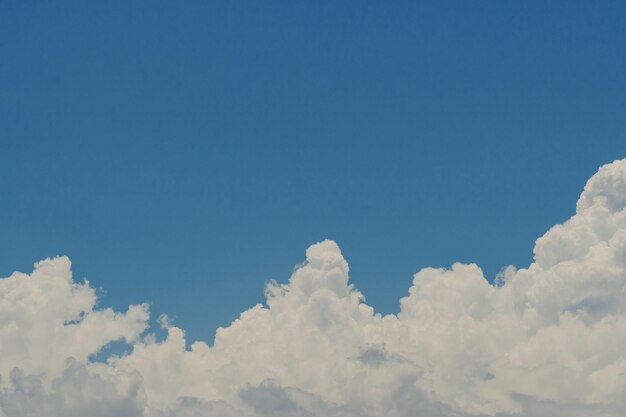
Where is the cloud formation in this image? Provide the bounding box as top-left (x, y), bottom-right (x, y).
top-left (2, 158), bottom-right (626, 416)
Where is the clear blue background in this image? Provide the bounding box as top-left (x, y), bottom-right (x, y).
top-left (1, 0), bottom-right (625, 344)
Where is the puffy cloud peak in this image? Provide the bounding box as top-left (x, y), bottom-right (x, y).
top-left (0, 256), bottom-right (148, 380)
top-left (578, 158), bottom-right (626, 213)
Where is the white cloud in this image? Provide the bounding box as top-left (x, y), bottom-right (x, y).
top-left (0, 256), bottom-right (148, 380)
top-left (2, 158), bottom-right (626, 416)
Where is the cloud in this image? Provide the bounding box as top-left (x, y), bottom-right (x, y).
top-left (0, 256), bottom-right (148, 380)
top-left (2, 158), bottom-right (626, 416)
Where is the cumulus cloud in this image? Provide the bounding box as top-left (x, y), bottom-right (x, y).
top-left (2, 158), bottom-right (626, 416)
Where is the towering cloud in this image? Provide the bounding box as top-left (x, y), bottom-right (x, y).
top-left (2, 158), bottom-right (626, 417)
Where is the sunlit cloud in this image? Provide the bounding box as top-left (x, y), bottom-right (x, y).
top-left (2, 158), bottom-right (626, 417)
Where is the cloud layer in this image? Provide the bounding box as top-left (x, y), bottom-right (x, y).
top-left (2, 158), bottom-right (626, 416)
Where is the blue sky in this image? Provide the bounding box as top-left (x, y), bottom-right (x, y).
top-left (1, 0), bottom-right (625, 344)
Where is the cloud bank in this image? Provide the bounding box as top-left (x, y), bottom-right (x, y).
top-left (2, 158), bottom-right (626, 417)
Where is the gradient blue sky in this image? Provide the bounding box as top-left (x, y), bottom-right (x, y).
top-left (1, 0), bottom-right (625, 343)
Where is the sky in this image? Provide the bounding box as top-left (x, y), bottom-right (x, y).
top-left (1, 0), bottom-right (626, 350)
top-left (2, 2), bottom-right (626, 417)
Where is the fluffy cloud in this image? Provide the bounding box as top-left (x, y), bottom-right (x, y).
top-left (2, 158), bottom-right (626, 417)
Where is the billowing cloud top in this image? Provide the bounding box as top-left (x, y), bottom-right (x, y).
top-left (2, 159), bottom-right (626, 417)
